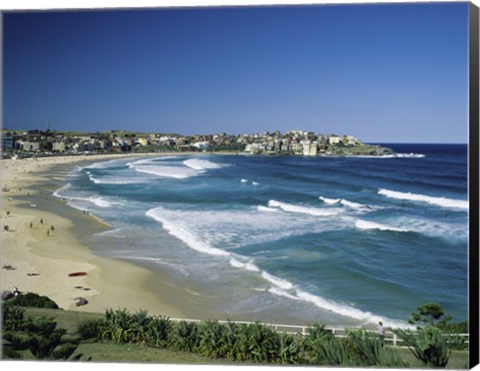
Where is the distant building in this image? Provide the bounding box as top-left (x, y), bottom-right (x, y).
top-left (328, 135), bottom-right (343, 145)
top-left (137, 138), bottom-right (149, 146)
top-left (192, 141), bottom-right (210, 151)
top-left (52, 142), bottom-right (66, 152)
top-left (20, 141), bottom-right (40, 152)
top-left (1, 134), bottom-right (14, 151)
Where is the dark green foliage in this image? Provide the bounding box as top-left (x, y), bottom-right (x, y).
top-left (302, 324), bottom-right (335, 364)
top-left (237, 321), bottom-right (279, 363)
top-left (444, 320), bottom-right (468, 334)
top-left (100, 308), bottom-right (173, 347)
top-left (3, 303), bottom-right (460, 366)
top-left (52, 343), bottom-right (79, 360)
top-left (169, 320), bottom-right (199, 352)
top-left (2, 305), bottom-right (25, 331)
top-left (346, 329), bottom-right (383, 366)
top-left (346, 329), bottom-right (410, 368)
top-left (145, 315), bottom-right (173, 348)
top-left (276, 332), bottom-right (302, 364)
top-left (2, 315), bottom-right (79, 360)
top-left (195, 320), bottom-right (231, 359)
top-left (409, 302), bottom-right (452, 328)
top-left (5, 293), bottom-right (59, 309)
top-left (2, 332), bottom-right (32, 351)
top-left (101, 308), bottom-right (137, 343)
top-left (394, 326), bottom-right (451, 368)
top-left (76, 318), bottom-right (105, 341)
top-left (316, 336), bottom-right (356, 366)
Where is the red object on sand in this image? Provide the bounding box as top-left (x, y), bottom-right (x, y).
top-left (68, 272), bottom-right (87, 277)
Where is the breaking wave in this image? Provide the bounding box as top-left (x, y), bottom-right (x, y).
top-left (268, 200), bottom-right (341, 217)
top-left (378, 189), bottom-right (468, 210)
top-left (183, 158), bottom-right (228, 170)
top-left (355, 219), bottom-right (409, 232)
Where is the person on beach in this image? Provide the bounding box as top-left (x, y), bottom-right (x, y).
top-left (376, 321), bottom-right (385, 346)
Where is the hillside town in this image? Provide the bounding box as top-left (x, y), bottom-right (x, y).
top-left (1, 129), bottom-right (392, 158)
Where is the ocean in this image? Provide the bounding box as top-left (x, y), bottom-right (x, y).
top-left (53, 144), bottom-right (468, 328)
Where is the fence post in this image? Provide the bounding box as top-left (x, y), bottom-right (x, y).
top-left (393, 333), bottom-right (397, 347)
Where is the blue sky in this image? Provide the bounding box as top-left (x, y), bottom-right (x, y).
top-left (3, 2), bottom-right (469, 143)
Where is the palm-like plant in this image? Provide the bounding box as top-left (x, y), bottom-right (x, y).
top-left (276, 332), bottom-right (302, 364)
top-left (195, 320), bottom-right (229, 358)
top-left (346, 329), bottom-right (410, 367)
top-left (170, 320), bottom-right (199, 352)
top-left (238, 321), bottom-right (279, 363)
top-left (145, 315), bottom-right (173, 348)
top-left (394, 326), bottom-right (451, 368)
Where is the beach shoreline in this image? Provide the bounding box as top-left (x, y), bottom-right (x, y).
top-left (0, 153), bottom-right (211, 318)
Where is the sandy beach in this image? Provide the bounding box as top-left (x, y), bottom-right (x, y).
top-left (0, 153), bottom-right (198, 317)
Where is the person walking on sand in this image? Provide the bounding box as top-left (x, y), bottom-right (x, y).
top-left (376, 321), bottom-right (385, 346)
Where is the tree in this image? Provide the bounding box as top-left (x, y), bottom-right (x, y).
top-left (394, 303), bottom-right (465, 368)
top-left (409, 302), bottom-right (452, 328)
top-left (2, 315), bottom-right (80, 360)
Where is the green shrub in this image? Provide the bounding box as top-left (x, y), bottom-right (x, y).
top-left (346, 329), bottom-right (410, 367)
top-left (145, 315), bottom-right (173, 348)
top-left (76, 318), bottom-right (105, 340)
top-left (394, 326), bottom-right (451, 367)
top-left (170, 320), bottom-right (199, 352)
top-left (302, 324), bottom-right (335, 364)
top-left (5, 293), bottom-right (59, 309)
top-left (101, 308), bottom-right (136, 343)
top-left (195, 320), bottom-right (230, 359)
top-left (2, 305), bottom-right (25, 331)
top-left (236, 321), bottom-right (279, 363)
top-left (3, 316), bottom-right (78, 360)
top-left (276, 332), bottom-right (303, 365)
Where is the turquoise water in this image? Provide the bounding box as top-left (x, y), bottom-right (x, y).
top-left (54, 144), bottom-right (468, 327)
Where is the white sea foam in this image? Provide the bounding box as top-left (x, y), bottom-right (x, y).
top-left (345, 153), bottom-right (425, 159)
top-left (355, 219), bottom-right (408, 232)
top-left (89, 174), bottom-right (145, 184)
top-left (241, 178), bottom-right (248, 183)
top-left (394, 153), bottom-right (425, 158)
top-left (53, 185), bottom-right (115, 208)
top-left (340, 199), bottom-right (365, 210)
top-left (295, 289), bottom-right (398, 325)
top-left (84, 158), bottom-right (129, 169)
top-left (53, 183), bottom-right (72, 198)
top-left (378, 188), bottom-right (468, 210)
top-left (146, 208), bottom-right (230, 256)
top-left (319, 196), bottom-right (340, 204)
top-left (126, 158), bottom-right (162, 167)
top-left (252, 181), bottom-right (260, 186)
top-left (264, 281), bottom-right (405, 326)
top-left (261, 271), bottom-right (295, 290)
top-left (319, 196), bottom-right (367, 211)
top-left (268, 287), bottom-right (301, 301)
top-left (229, 258), bottom-right (260, 272)
top-left (257, 206), bottom-right (279, 212)
top-left (135, 165), bottom-right (200, 179)
top-left (67, 196), bottom-right (114, 208)
top-left (183, 158), bottom-right (227, 170)
top-left (268, 200), bottom-right (340, 217)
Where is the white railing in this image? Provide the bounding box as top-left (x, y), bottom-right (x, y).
top-left (167, 317), bottom-right (469, 348)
